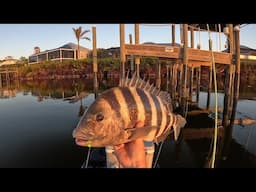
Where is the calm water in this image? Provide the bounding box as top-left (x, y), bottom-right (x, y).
top-left (0, 78), bottom-right (256, 167)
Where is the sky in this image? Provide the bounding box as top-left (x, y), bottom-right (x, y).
top-left (0, 24), bottom-right (255, 60)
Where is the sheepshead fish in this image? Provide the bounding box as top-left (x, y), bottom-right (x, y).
top-left (72, 73), bottom-right (186, 147)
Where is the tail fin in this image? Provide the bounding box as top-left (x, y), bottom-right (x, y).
top-left (173, 114), bottom-right (186, 140)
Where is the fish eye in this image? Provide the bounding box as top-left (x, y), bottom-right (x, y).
top-left (96, 113), bottom-right (104, 121)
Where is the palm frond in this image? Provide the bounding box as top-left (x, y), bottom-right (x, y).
top-left (82, 37), bottom-right (91, 41)
top-left (80, 30), bottom-right (90, 37)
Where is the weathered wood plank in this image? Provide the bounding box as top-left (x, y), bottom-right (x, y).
top-left (124, 44), bottom-right (232, 65)
top-left (125, 44), bottom-right (180, 58)
top-left (187, 48), bottom-right (232, 64)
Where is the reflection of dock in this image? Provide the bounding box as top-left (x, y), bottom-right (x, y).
top-left (0, 89), bottom-right (17, 98)
top-left (0, 67), bottom-right (19, 88)
top-left (0, 68), bottom-right (19, 98)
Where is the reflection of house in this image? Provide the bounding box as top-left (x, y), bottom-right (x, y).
top-left (28, 43), bottom-right (89, 64)
top-left (0, 56), bottom-right (18, 67)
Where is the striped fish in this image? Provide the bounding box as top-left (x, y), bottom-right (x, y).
top-left (72, 73), bottom-right (186, 147)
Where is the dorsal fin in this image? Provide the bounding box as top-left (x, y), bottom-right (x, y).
top-left (119, 72), bottom-right (172, 112)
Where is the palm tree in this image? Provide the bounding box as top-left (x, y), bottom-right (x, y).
top-left (72, 26), bottom-right (90, 59)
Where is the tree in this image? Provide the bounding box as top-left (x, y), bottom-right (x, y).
top-left (72, 26), bottom-right (90, 59)
top-left (18, 56), bottom-right (28, 65)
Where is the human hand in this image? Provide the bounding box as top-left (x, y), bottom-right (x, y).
top-left (113, 121), bottom-right (147, 168)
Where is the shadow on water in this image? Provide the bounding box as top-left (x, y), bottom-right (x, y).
top-left (0, 77), bottom-right (256, 168)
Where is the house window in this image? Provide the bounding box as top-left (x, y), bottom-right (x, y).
top-left (62, 50), bottom-right (74, 59)
top-left (48, 50), bottom-right (60, 60)
top-left (38, 54), bottom-right (47, 62)
top-left (29, 55), bottom-right (37, 63)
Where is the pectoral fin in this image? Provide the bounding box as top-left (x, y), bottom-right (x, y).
top-left (125, 125), bottom-right (159, 141)
top-left (173, 114), bottom-right (186, 141)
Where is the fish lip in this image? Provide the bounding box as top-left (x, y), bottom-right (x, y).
top-left (75, 138), bottom-right (88, 142)
top-left (75, 137), bottom-right (90, 146)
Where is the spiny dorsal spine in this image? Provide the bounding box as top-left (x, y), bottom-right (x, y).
top-left (120, 71), bottom-right (172, 112)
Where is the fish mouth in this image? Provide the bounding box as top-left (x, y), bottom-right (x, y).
top-left (75, 137), bottom-right (90, 146)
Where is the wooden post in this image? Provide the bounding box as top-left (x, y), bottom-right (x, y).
top-left (229, 65), bottom-right (235, 109)
top-left (92, 25), bottom-right (98, 98)
top-left (156, 61), bottom-right (161, 89)
top-left (135, 24), bottom-right (140, 77)
top-left (196, 67), bottom-right (201, 103)
top-left (189, 67), bottom-right (194, 101)
top-left (180, 24), bottom-right (184, 45)
top-left (166, 64), bottom-right (170, 92)
top-left (206, 66), bottom-right (212, 109)
top-left (129, 34), bottom-right (134, 74)
top-left (222, 25), bottom-right (241, 159)
top-left (182, 24), bottom-right (188, 116)
top-left (206, 37), bottom-right (213, 110)
top-left (178, 63), bottom-right (183, 105)
top-left (190, 27), bottom-right (194, 48)
top-left (171, 63), bottom-right (175, 103)
top-left (222, 65), bottom-right (230, 127)
top-left (222, 25), bottom-right (240, 158)
top-left (174, 63), bottom-right (178, 101)
top-left (172, 24), bottom-right (175, 45)
top-left (120, 24), bottom-right (126, 84)
top-left (228, 24), bottom-right (234, 54)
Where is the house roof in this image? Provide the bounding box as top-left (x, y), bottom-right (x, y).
top-left (29, 42), bottom-right (89, 57)
top-left (222, 45), bottom-right (256, 55)
top-left (59, 42), bottom-right (89, 51)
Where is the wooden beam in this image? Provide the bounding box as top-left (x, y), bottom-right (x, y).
top-left (92, 25), bottom-right (98, 98)
top-left (156, 62), bottom-right (161, 89)
top-left (135, 24), bottom-right (140, 76)
top-left (190, 28), bottom-right (194, 48)
top-left (125, 44), bottom-right (180, 58)
top-left (187, 48), bottom-right (232, 64)
top-left (129, 34), bottom-right (134, 73)
top-left (228, 24), bottom-right (234, 54)
top-left (124, 44), bottom-right (232, 65)
top-left (172, 24), bottom-right (175, 45)
top-left (120, 24), bottom-right (125, 81)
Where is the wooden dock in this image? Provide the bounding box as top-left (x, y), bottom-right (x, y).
top-left (118, 24), bottom-right (241, 161)
top-left (72, 24), bottom-right (243, 168)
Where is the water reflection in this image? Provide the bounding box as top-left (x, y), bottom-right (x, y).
top-left (0, 77), bottom-right (255, 167)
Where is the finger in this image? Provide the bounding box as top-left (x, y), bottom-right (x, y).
top-left (113, 143), bottom-right (124, 151)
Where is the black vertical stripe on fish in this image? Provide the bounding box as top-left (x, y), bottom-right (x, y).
top-left (156, 114), bottom-right (172, 140)
top-left (156, 113), bottom-right (171, 140)
top-left (121, 87), bottom-right (139, 124)
top-left (151, 94), bottom-right (162, 137)
top-left (165, 113), bottom-right (171, 133)
top-left (101, 88), bottom-right (123, 120)
top-left (136, 88), bottom-right (152, 126)
top-left (156, 95), bottom-right (167, 138)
